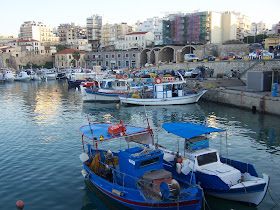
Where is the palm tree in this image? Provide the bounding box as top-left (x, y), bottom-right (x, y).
top-left (72, 51), bottom-right (80, 67)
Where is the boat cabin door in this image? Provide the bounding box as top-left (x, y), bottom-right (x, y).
top-left (178, 83), bottom-right (184, 96)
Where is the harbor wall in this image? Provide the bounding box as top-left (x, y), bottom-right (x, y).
top-left (202, 88), bottom-right (280, 116)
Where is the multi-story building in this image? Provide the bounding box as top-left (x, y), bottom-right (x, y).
top-left (250, 21), bottom-right (268, 36)
top-left (19, 21), bottom-right (59, 43)
top-left (115, 32), bottom-right (154, 50)
top-left (161, 11), bottom-right (250, 45)
top-left (235, 13), bottom-right (251, 41)
top-left (85, 50), bottom-right (139, 69)
top-left (0, 35), bottom-right (18, 45)
top-left (57, 23), bottom-right (91, 51)
top-left (55, 49), bottom-right (85, 68)
top-left (86, 15), bottom-right (102, 51)
top-left (100, 23), bottom-right (134, 50)
top-left (136, 17), bottom-right (163, 45)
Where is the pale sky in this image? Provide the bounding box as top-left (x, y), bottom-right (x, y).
top-left (1, 0), bottom-right (280, 35)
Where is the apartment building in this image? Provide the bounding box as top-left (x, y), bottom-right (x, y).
top-left (236, 13), bottom-right (251, 41)
top-left (57, 23), bottom-right (91, 51)
top-left (250, 22), bottom-right (269, 35)
top-left (115, 32), bottom-right (154, 50)
top-left (19, 21), bottom-right (59, 43)
top-left (87, 15), bottom-right (102, 50)
top-left (136, 17), bottom-right (163, 45)
top-left (101, 23), bottom-right (134, 50)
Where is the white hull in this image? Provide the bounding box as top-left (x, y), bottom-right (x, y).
top-left (207, 174), bottom-right (269, 206)
top-left (119, 90), bottom-right (207, 106)
top-left (14, 77), bottom-right (31, 81)
top-left (80, 86), bottom-right (120, 102)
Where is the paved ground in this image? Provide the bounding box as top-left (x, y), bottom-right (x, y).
top-left (191, 77), bottom-right (280, 97)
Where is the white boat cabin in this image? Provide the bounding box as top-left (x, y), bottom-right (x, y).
top-left (154, 81), bottom-right (185, 99)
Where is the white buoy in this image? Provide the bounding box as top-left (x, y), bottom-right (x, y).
top-left (79, 153), bottom-right (89, 162)
top-left (81, 169), bottom-right (89, 178)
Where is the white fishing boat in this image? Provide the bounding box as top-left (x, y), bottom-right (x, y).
top-left (119, 77), bottom-right (207, 106)
top-left (3, 69), bottom-right (15, 82)
top-left (161, 122), bottom-right (270, 206)
top-left (80, 78), bottom-right (152, 102)
top-left (14, 71), bottom-right (31, 81)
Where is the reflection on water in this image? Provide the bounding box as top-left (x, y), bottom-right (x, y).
top-left (0, 80), bottom-right (279, 210)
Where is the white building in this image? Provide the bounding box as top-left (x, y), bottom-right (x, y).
top-left (115, 32), bottom-right (154, 50)
top-left (86, 15), bottom-right (102, 50)
top-left (19, 21), bottom-right (59, 43)
top-left (136, 17), bottom-right (163, 45)
top-left (250, 22), bottom-right (268, 35)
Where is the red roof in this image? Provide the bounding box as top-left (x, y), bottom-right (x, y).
top-left (126, 32), bottom-right (148, 35)
top-left (56, 49), bottom-right (85, 54)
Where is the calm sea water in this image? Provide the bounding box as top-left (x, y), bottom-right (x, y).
top-left (0, 80), bottom-right (279, 210)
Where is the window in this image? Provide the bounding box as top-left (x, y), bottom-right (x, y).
top-left (111, 54), bottom-right (115, 58)
top-left (125, 53), bottom-right (129, 58)
top-left (92, 55), bottom-right (95, 59)
top-left (118, 54), bottom-right (121, 58)
top-left (125, 61), bottom-right (129, 67)
top-left (69, 55), bottom-right (71, 59)
top-left (197, 152), bottom-right (218, 166)
top-left (140, 157), bottom-right (159, 167)
top-left (132, 53), bottom-right (136, 57)
top-left (105, 54), bottom-right (109, 59)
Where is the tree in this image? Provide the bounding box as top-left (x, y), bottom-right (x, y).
top-left (72, 51), bottom-right (80, 67)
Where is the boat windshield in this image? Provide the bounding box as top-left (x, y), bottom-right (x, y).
top-left (197, 152), bottom-right (218, 166)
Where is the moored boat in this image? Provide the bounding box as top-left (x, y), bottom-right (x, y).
top-left (161, 122), bottom-right (270, 206)
top-left (119, 77), bottom-right (207, 106)
top-left (14, 71), bottom-right (31, 81)
top-left (80, 78), bottom-right (152, 102)
top-left (79, 121), bottom-right (203, 209)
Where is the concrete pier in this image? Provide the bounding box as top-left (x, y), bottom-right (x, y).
top-left (185, 78), bottom-right (280, 116)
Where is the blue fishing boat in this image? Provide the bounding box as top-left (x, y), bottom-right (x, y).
top-left (79, 121), bottom-right (203, 209)
top-left (162, 122), bottom-right (270, 206)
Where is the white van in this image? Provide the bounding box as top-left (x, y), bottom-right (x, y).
top-left (184, 54), bottom-right (199, 62)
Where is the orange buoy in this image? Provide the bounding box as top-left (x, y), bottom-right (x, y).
top-left (16, 200), bottom-right (24, 209)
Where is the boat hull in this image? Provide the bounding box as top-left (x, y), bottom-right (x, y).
top-left (82, 90), bottom-right (120, 102)
top-left (83, 163), bottom-right (201, 210)
top-left (119, 90), bottom-right (207, 106)
top-left (204, 174), bottom-right (269, 206)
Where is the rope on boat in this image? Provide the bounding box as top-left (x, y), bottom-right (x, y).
top-left (268, 187), bottom-right (280, 208)
top-left (241, 181), bottom-right (251, 207)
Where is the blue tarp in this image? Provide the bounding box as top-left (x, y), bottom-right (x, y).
top-left (80, 123), bottom-right (149, 141)
top-left (162, 123), bottom-right (225, 139)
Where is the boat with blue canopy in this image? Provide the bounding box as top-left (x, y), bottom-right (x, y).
top-left (161, 122), bottom-right (270, 206)
top-left (79, 121), bottom-right (203, 209)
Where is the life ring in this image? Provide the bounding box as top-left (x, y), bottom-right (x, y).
top-left (122, 73), bottom-right (129, 80)
top-left (155, 77), bottom-right (162, 84)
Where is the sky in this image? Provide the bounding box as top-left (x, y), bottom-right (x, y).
top-left (1, 0), bottom-right (280, 35)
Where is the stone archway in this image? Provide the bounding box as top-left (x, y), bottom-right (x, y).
top-left (140, 49), bottom-right (151, 67)
top-left (178, 46), bottom-right (197, 62)
top-left (158, 47), bottom-right (174, 63)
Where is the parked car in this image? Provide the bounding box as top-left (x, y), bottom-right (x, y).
top-left (184, 69), bottom-right (195, 78)
top-left (203, 55), bottom-right (216, 61)
top-left (249, 51), bottom-right (258, 59)
top-left (222, 52), bottom-right (242, 60)
top-left (184, 54), bottom-right (199, 62)
top-left (261, 50), bottom-right (274, 59)
top-left (191, 66), bottom-right (214, 78)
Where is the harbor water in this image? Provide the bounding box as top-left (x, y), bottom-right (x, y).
top-left (0, 80), bottom-right (279, 210)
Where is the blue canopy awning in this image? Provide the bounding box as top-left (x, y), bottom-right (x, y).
top-left (162, 123), bottom-right (226, 139)
top-left (80, 123), bottom-right (150, 141)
